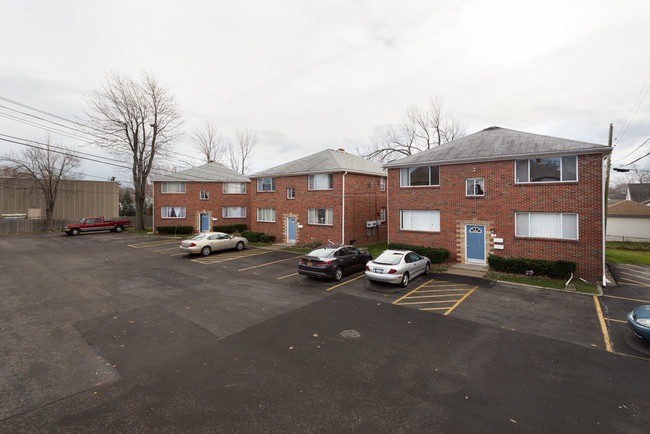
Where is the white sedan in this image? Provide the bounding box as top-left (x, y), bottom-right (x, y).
top-left (180, 232), bottom-right (248, 256)
top-left (365, 249), bottom-right (430, 287)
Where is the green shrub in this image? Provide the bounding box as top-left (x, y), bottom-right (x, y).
top-left (241, 230), bottom-right (264, 242)
top-left (156, 225), bottom-right (194, 235)
top-left (212, 224), bottom-right (247, 233)
top-left (259, 234), bottom-right (277, 243)
top-left (487, 255), bottom-right (576, 278)
top-left (387, 243), bottom-right (450, 264)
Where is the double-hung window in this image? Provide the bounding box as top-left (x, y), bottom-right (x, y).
top-left (287, 187), bottom-right (295, 199)
top-left (466, 178), bottom-right (484, 196)
top-left (161, 206), bottom-right (186, 218)
top-left (308, 174), bottom-right (333, 190)
top-left (515, 212), bottom-right (578, 240)
top-left (257, 178), bottom-right (275, 192)
top-left (257, 207), bottom-right (276, 222)
top-left (400, 166), bottom-right (440, 187)
top-left (223, 182), bottom-right (246, 194)
top-left (161, 182), bottom-right (186, 194)
top-left (400, 210), bottom-right (440, 232)
top-left (308, 208), bottom-right (333, 225)
top-left (380, 177), bottom-right (386, 191)
top-left (515, 156), bottom-right (577, 183)
top-left (200, 190), bottom-right (209, 200)
top-left (222, 207), bottom-right (246, 218)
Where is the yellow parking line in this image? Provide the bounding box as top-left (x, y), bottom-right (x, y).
top-left (393, 279), bottom-right (434, 304)
top-left (618, 277), bottom-right (650, 287)
top-left (192, 250), bottom-right (272, 264)
top-left (277, 272), bottom-right (299, 280)
top-left (398, 300), bottom-right (461, 305)
top-left (608, 318), bottom-right (627, 324)
top-left (594, 296), bottom-right (612, 353)
top-left (419, 307), bottom-right (450, 311)
top-left (129, 240), bottom-right (182, 248)
top-left (615, 352), bottom-right (650, 362)
top-left (406, 294), bottom-right (468, 299)
top-left (618, 264), bottom-right (650, 275)
top-left (326, 274), bottom-right (365, 291)
top-left (602, 294), bottom-right (650, 304)
top-left (444, 286), bottom-right (477, 316)
top-left (238, 255), bottom-right (302, 271)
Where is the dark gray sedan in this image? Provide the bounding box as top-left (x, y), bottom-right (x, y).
top-left (298, 245), bottom-right (372, 281)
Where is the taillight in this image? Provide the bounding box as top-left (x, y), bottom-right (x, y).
top-left (365, 265), bottom-right (370, 271)
top-left (322, 260), bottom-right (333, 265)
top-left (190, 243), bottom-right (196, 247)
top-left (299, 258), bottom-right (305, 264)
top-left (388, 269), bottom-right (397, 274)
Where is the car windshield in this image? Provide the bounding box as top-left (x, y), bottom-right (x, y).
top-left (190, 234), bottom-right (207, 241)
top-left (307, 248), bottom-right (335, 258)
top-left (374, 251), bottom-right (404, 265)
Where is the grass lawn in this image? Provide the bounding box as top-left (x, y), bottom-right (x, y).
top-left (606, 241), bottom-right (650, 265)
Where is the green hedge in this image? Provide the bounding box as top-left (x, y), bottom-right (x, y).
top-left (157, 225), bottom-right (194, 235)
top-left (212, 224), bottom-right (247, 233)
top-left (260, 234), bottom-right (276, 243)
top-left (241, 230), bottom-right (264, 242)
top-left (387, 243), bottom-right (450, 264)
top-left (487, 255), bottom-right (577, 279)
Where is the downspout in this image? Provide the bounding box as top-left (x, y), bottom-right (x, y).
top-left (603, 123), bottom-right (613, 287)
top-left (386, 173), bottom-right (390, 245)
top-left (342, 171), bottom-right (347, 244)
top-left (152, 182), bottom-right (156, 235)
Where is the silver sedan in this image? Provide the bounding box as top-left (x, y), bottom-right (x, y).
top-left (180, 232), bottom-right (248, 256)
top-left (365, 249), bottom-right (430, 287)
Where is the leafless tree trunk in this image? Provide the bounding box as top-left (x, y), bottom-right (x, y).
top-left (2, 134), bottom-right (80, 231)
top-left (228, 127), bottom-right (257, 175)
top-left (624, 165), bottom-right (650, 184)
top-left (84, 72), bottom-right (183, 230)
top-left (192, 122), bottom-right (224, 163)
top-left (361, 96), bottom-right (465, 163)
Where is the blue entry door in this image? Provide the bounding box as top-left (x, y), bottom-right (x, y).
top-left (466, 225), bottom-right (485, 264)
top-left (200, 213), bottom-right (210, 232)
top-left (287, 217), bottom-right (296, 243)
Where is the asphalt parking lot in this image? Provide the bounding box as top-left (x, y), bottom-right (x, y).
top-left (1, 232), bottom-right (649, 432)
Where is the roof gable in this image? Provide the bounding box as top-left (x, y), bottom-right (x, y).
top-left (153, 162), bottom-right (250, 183)
top-left (383, 127), bottom-right (611, 168)
top-left (626, 183), bottom-right (650, 203)
top-left (608, 200), bottom-right (650, 217)
top-left (251, 149), bottom-right (386, 178)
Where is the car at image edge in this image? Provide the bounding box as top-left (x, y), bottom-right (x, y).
top-left (298, 244), bottom-right (372, 281)
top-left (365, 249), bottom-right (430, 287)
top-left (180, 232), bottom-right (248, 256)
top-left (627, 305), bottom-right (650, 342)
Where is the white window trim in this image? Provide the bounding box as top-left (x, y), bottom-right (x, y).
top-left (200, 190), bottom-right (209, 200)
top-left (515, 212), bottom-right (579, 240)
top-left (161, 206), bottom-right (186, 219)
top-left (161, 182), bottom-right (186, 194)
top-left (222, 207), bottom-right (246, 219)
top-left (257, 178), bottom-right (276, 192)
top-left (256, 207), bottom-right (276, 222)
top-left (380, 178), bottom-right (386, 192)
top-left (399, 210), bottom-right (441, 232)
top-left (308, 174), bottom-right (334, 191)
top-left (514, 156), bottom-right (578, 184)
top-left (287, 187), bottom-right (295, 199)
top-left (466, 178), bottom-right (485, 197)
top-left (222, 182), bottom-right (247, 194)
top-left (307, 208), bottom-right (334, 226)
top-left (399, 166), bottom-right (440, 188)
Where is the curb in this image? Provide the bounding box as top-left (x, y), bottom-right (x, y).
top-left (496, 280), bottom-right (603, 296)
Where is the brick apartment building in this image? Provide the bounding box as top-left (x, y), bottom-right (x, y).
top-left (383, 127), bottom-right (612, 281)
top-left (152, 162), bottom-right (251, 233)
top-left (249, 149), bottom-right (388, 246)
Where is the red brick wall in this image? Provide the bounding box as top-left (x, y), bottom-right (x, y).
top-left (250, 173), bottom-right (387, 246)
top-left (153, 182), bottom-right (251, 232)
top-left (387, 153), bottom-right (605, 280)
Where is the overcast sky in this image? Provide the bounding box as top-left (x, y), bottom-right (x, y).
top-left (1, 0), bottom-right (649, 184)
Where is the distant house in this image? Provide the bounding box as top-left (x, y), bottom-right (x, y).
top-left (625, 183), bottom-right (650, 204)
top-left (152, 162), bottom-right (250, 233)
top-left (607, 200), bottom-right (650, 242)
top-left (249, 149), bottom-right (387, 245)
top-left (383, 127), bottom-right (612, 281)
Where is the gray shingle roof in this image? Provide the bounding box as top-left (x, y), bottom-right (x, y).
top-left (250, 149), bottom-right (386, 178)
top-left (608, 200), bottom-right (650, 216)
top-left (626, 183), bottom-right (650, 203)
top-left (153, 162), bottom-right (250, 183)
top-left (383, 127), bottom-right (611, 168)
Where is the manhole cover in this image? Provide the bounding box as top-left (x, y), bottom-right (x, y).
top-left (340, 329), bottom-right (361, 339)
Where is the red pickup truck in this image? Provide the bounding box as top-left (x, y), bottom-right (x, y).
top-left (62, 216), bottom-right (132, 236)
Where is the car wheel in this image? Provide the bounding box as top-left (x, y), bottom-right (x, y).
top-left (201, 246), bottom-right (211, 256)
top-left (70, 228), bottom-right (80, 236)
top-left (423, 262), bottom-right (430, 276)
top-left (236, 241), bottom-right (244, 251)
top-left (400, 272), bottom-right (410, 287)
top-left (334, 267), bottom-right (343, 281)
top-left (114, 225), bottom-right (123, 233)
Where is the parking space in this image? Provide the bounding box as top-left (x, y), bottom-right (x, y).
top-left (392, 278), bottom-right (477, 315)
top-left (599, 263), bottom-right (650, 361)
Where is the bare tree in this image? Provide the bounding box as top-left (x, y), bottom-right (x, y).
top-left (624, 164), bottom-right (650, 184)
top-left (2, 134), bottom-right (80, 231)
top-left (228, 126), bottom-right (257, 175)
top-left (192, 122), bottom-right (224, 163)
top-left (361, 96), bottom-right (465, 163)
top-left (85, 72), bottom-right (183, 230)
